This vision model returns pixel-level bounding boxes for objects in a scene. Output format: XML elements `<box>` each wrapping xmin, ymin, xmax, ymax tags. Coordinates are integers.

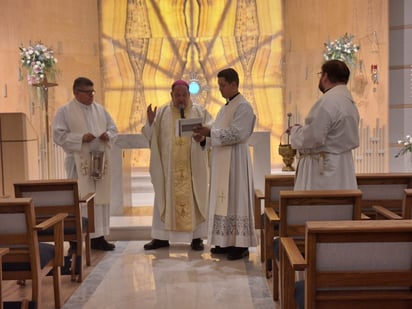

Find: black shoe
<box><xmin>68</xmin><ymin>241</ymin><xmax>77</xmax><ymax>255</ymax></box>
<box><xmin>227</xmin><ymin>247</ymin><xmax>249</xmax><ymax>260</ymax></box>
<box><xmin>144</xmin><ymin>239</ymin><xmax>170</xmax><ymax>250</ymax></box>
<box><xmin>210</xmin><ymin>246</ymin><xmax>233</xmax><ymax>254</ymax></box>
<box><xmin>91</xmin><ymin>236</ymin><xmax>115</xmax><ymax>251</ymax></box>
<box><xmin>190</xmin><ymin>238</ymin><xmax>204</xmax><ymax>251</ymax></box>
<box><xmin>60</xmin><ymin>255</ymin><xmax>81</xmax><ymax>276</ymax></box>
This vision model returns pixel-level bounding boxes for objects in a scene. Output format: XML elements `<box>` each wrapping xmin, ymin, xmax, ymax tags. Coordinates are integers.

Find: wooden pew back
<box><xmin>270</xmin><ymin>189</ymin><xmax>362</xmax><ymax>302</ymax></box>
<box><xmin>278</xmin><ymin>189</ymin><xmax>363</xmax><ymax>262</ymax></box>
<box><xmin>256</xmin><ymin>174</ymin><xmax>294</xmax><ymax>290</ymax></box>
<box><xmin>258</xmin><ymin>173</ymin><xmax>412</xmax><ymax>221</ymax></box>
<box><xmin>279</xmin><ymin>190</ymin><xmax>363</xmax><ymax>240</ymax></box>
<box><xmin>0</xmin><ymin>198</ymin><xmax>65</xmax><ymax>308</ymax></box>
<box><xmin>303</xmin><ymin>220</ymin><xmax>412</xmax><ymax>309</ymax></box>
<box><xmin>255</xmin><ymin>174</ymin><xmax>294</xmax><ymax>230</ymax></box>
<box><xmin>14</xmin><ymin>179</ymin><xmax>95</xmax><ymax>282</ymax></box>
<box><xmin>356</xmin><ymin>173</ymin><xmax>412</xmax><ymax>217</ymax></box>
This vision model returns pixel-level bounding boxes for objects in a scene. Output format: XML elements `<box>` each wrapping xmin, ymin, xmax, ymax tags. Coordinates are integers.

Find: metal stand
<box><xmin>33</xmin><ymin>77</ymin><xmax>58</xmax><ymax>179</ymax></box>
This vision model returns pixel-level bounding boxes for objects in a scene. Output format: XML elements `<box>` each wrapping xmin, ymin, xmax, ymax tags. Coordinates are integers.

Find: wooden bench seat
<box><xmin>281</xmin><ymin>220</ymin><xmax>412</xmax><ymax>309</ymax></box>
<box><xmin>257</xmin><ymin>172</ymin><xmax>412</xmax><ymax>301</ymax></box>
<box><xmin>266</xmin><ymin>189</ymin><xmax>362</xmax><ymax>301</ymax></box>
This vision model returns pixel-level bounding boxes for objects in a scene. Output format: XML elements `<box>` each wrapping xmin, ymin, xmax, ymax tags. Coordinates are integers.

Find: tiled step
<box><xmin>110</xmin><ymin>171</ymin><xmax>153</xmax><ymax>240</ymax></box>
<box><xmin>109</xmin><ymin>225</ymin><xmax>151</xmax><ymax>241</ymax></box>
<box><xmin>109</xmin><ymin>215</ymin><xmax>152</xmax><ymax>241</ymax></box>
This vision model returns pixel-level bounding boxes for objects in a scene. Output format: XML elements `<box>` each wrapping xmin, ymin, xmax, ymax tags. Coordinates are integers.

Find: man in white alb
<box><xmin>194</xmin><ymin>68</ymin><xmax>257</xmax><ymax>260</ymax></box>
<box><xmin>289</xmin><ymin>59</ymin><xmax>360</xmax><ymax>190</ymax></box>
<box><xmin>53</xmin><ymin>77</ymin><xmax>118</xmax><ymax>251</ymax></box>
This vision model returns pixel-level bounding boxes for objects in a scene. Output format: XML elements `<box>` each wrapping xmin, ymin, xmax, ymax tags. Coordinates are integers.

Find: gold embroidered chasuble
<box><xmin>171</xmin><ymin>111</ymin><xmax>194</xmax><ymax>231</ymax></box>
<box><xmin>144</xmin><ymin>101</ymin><xmax>210</xmax><ymax>232</ymax></box>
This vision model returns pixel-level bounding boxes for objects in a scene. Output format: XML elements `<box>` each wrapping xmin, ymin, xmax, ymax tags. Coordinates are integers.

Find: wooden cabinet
<box><xmin>0</xmin><ymin>113</ymin><xmax>39</xmax><ymax>197</ymax></box>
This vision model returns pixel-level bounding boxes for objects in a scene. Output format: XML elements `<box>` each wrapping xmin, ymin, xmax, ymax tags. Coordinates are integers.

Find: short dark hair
<box><xmin>217</xmin><ymin>68</ymin><xmax>239</xmax><ymax>86</ymax></box>
<box><xmin>321</xmin><ymin>60</ymin><xmax>350</xmax><ymax>84</ymax></box>
<box><xmin>73</xmin><ymin>77</ymin><xmax>94</xmax><ymax>92</ymax></box>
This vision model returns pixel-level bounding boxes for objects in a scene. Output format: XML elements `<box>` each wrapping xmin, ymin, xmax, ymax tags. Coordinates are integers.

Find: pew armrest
<box><xmin>372</xmin><ymin>205</ymin><xmax>402</xmax><ymax>220</ymax></box>
<box><xmin>254</xmin><ymin>189</ymin><xmax>265</xmax><ymax>229</ymax></box>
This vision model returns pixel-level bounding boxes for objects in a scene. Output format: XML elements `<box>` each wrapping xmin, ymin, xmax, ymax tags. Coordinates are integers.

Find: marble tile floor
<box><xmin>63</xmin><ymin>240</ymin><xmax>277</xmax><ymax>309</ymax></box>
<box><xmin>64</xmin><ymin>176</ymin><xmax>277</xmax><ymax>308</ymax></box>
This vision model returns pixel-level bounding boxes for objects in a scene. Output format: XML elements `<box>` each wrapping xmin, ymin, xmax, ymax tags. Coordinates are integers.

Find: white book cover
<box><xmin>176</xmin><ymin>118</ymin><xmax>203</xmax><ymax>137</ymax></box>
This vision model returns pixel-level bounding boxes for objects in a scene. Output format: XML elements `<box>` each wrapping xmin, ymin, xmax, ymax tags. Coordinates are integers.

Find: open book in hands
<box><xmin>176</xmin><ymin>118</ymin><xmax>203</xmax><ymax>137</ymax></box>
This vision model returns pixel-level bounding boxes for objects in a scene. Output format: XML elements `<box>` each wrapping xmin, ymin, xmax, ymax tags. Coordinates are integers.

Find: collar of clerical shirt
<box><xmin>225</xmin><ymin>92</ymin><xmax>240</xmax><ymax>105</ymax></box>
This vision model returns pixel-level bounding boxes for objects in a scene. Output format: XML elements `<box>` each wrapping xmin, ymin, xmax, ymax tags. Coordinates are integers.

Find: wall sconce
<box><xmin>371</xmin><ymin>64</ymin><xmax>379</xmax><ymax>84</ymax></box>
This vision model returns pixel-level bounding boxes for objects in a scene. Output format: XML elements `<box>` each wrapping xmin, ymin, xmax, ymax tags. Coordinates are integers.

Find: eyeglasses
<box><xmin>77</xmin><ymin>89</ymin><xmax>95</xmax><ymax>95</ymax></box>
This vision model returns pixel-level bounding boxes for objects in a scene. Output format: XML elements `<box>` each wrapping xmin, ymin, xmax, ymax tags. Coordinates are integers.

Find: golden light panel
<box><xmin>100</xmin><ymin>0</ymin><xmax>283</xmax><ymax>169</ymax></box>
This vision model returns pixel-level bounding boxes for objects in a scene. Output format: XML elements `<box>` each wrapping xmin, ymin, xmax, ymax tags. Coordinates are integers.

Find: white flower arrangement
<box><xmin>323</xmin><ymin>33</ymin><xmax>360</xmax><ymax>66</ymax></box>
<box><xmin>19</xmin><ymin>42</ymin><xmax>57</xmax><ymax>85</ymax></box>
<box><xmin>395</xmin><ymin>135</ymin><xmax>412</xmax><ymax>158</ymax></box>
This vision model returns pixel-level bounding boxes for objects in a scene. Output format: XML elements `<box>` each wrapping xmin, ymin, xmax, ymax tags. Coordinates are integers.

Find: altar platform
<box><xmin>108</xmin><ymin>132</ymin><xmax>276</xmax><ymax>241</ymax></box>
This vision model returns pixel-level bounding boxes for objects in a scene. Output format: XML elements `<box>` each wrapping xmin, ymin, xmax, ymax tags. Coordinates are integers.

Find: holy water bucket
<box><xmin>278</xmin><ymin>143</ymin><xmax>297</xmax><ymax>171</ymax></box>
<box><xmin>278</xmin><ymin>131</ymin><xmax>296</xmax><ymax>171</ymax></box>
<box><xmin>90</xmin><ymin>151</ymin><xmax>105</xmax><ymax>180</ymax></box>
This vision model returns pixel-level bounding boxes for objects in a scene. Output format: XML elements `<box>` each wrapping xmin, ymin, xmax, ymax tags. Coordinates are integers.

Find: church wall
<box><xmin>0</xmin><ymin>0</ymin><xmax>393</xmax><ymax>174</ymax></box>
<box><xmin>283</xmin><ymin>0</ymin><xmax>389</xmax><ymax>172</ymax></box>
<box><xmin>0</xmin><ymin>0</ymin><xmax>102</xmax><ymax>177</ymax></box>
<box><xmin>389</xmin><ymin>0</ymin><xmax>412</xmax><ymax>172</ymax></box>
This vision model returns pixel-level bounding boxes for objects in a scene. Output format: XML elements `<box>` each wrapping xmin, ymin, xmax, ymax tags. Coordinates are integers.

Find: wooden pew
<box><xmin>0</xmin><ymin>247</ymin><xmax>9</xmax><ymax>309</ymax></box>
<box><xmin>257</xmin><ymin>173</ymin><xmax>412</xmax><ymax>230</ymax></box>
<box><xmin>373</xmin><ymin>188</ymin><xmax>412</xmax><ymax>219</ymax></box>
<box><xmin>0</xmin><ymin>198</ymin><xmax>66</xmax><ymax>308</ymax></box>
<box><xmin>257</xmin><ymin>172</ymin><xmax>412</xmax><ymax>297</ymax></box>
<box><xmin>254</xmin><ymin>175</ymin><xmax>295</xmax><ymax>231</ymax></box>
<box><xmin>254</xmin><ymin>174</ymin><xmax>294</xmax><ymax>283</ymax></box>
<box><xmin>281</xmin><ymin>220</ymin><xmax>412</xmax><ymax>309</ymax></box>
<box><xmin>14</xmin><ymin>179</ymin><xmax>96</xmax><ymax>282</ymax></box>
<box><xmin>356</xmin><ymin>173</ymin><xmax>412</xmax><ymax>217</ymax></box>
<box><xmin>265</xmin><ymin>189</ymin><xmax>362</xmax><ymax>301</ymax></box>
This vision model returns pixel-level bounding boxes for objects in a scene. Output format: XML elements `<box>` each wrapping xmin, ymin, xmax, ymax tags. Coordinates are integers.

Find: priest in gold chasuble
<box><xmin>142</xmin><ymin>80</ymin><xmax>213</xmax><ymax>251</ymax></box>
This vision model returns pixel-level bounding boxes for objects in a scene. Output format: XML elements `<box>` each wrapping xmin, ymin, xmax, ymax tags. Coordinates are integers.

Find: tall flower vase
<box><xmin>33</xmin><ymin>76</ymin><xmax>58</xmax><ymax>179</ymax></box>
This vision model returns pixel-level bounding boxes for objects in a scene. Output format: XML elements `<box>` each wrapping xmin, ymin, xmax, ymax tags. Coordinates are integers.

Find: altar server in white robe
<box><xmin>290</xmin><ymin>60</ymin><xmax>360</xmax><ymax>190</ymax></box>
<box><xmin>53</xmin><ymin>77</ymin><xmax>118</xmax><ymax>251</ymax></box>
<box><xmin>194</xmin><ymin>68</ymin><xmax>257</xmax><ymax>260</ymax></box>
<box><xmin>142</xmin><ymin>79</ymin><xmax>213</xmax><ymax>251</ymax></box>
